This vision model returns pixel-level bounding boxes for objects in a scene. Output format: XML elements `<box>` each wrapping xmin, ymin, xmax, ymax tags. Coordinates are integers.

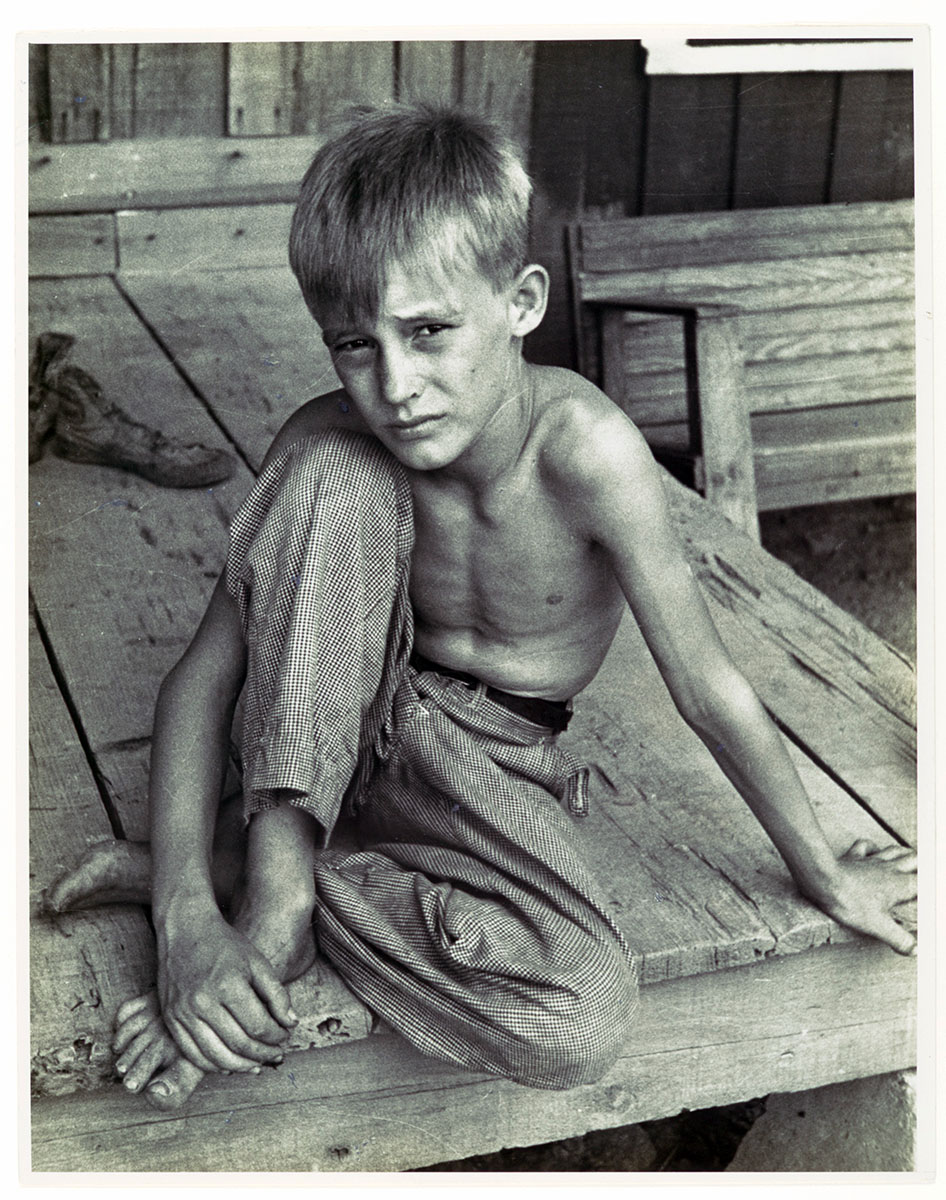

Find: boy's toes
<box><xmin>145</xmin><ymin>1057</ymin><xmax>206</xmax><ymax>1112</ymax></box>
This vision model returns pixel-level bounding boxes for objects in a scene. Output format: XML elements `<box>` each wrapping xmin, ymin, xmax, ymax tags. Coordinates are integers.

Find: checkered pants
<box><xmin>225</xmin><ymin>431</ymin><xmax>639</xmax><ymax>1089</ymax></box>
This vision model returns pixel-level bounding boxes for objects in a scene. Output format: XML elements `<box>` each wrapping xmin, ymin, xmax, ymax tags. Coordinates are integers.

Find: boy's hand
<box><xmin>800</xmin><ymin>838</ymin><xmax>917</xmax><ymax>956</ymax></box>
<box><xmin>158</xmin><ymin>913</ymin><xmax>296</xmax><ymax>1074</ymax></box>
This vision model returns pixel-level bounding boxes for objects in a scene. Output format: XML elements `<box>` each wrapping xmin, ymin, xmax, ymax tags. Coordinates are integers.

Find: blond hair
<box><xmin>288</xmin><ymin>103</ymin><xmax>532</xmax><ymax>323</ymax></box>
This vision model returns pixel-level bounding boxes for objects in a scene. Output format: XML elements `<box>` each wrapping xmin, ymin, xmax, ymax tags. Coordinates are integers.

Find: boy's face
<box><xmin>319</xmin><ymin>254</ymin><xmax>533</xmax><ymax>473</ymax></box>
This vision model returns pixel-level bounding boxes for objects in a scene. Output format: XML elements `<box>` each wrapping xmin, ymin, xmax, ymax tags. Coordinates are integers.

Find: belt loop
<box><xmin>566</xmin><ymin>766</ymin><xmax>590</xmax><ymax>818</ymax></box>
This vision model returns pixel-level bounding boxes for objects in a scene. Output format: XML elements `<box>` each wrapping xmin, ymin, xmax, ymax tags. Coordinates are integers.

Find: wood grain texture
<box><xmin>30</xmin><ymin>940</ymin><xmax>915</xmax><ymax>1172</ymax></box>
<box><xmin>119</xmin><ymin>267</ymin><xmax>338</xmax><ymax>468</ymax></box>
<box><xmin>666</xmin><ymin>474</ymin><xmax>915</xmax><ymax>843</ymax></box>
<box><xmin>459</xmin><ymin>41</ymin><xmax>535</xmax><ymax>150</ymax></box>
<box><xmin>397</xmin><ymin>41</ymin><xmax>459</xmax><ymax>105</ymax></box>
<box><xmin>227</xmin><ymin>42</ymin><xmax>296</xmax><ymax>137</ymax></box>
<box><xmin>46</xmin><ymin>44</ymin><xmax>110</xmax><ymax>143</ymax></box>
<box><xmin>28</xmin><ymin>135</ymin><xmax>320</xmax><ymax>215</ymax></box>
<box><xmin>29</xmin><ymin>614</ymin><xmax>155</xmax><ymax>1096</ymax></box>
<box><xmin>692</xmin><ymin>312</ymin><xmax>760</xmax><ymax>537</ymax></box>
<box><xmin>578</xmin><ymin>199</ymin><xmax>915</xmax><ymax>273</ymax></box>
<box><xmin>294</xmin><ymin>41</ymin><xmax>395</xmax><ymax>133</ymax></box>
<box><xmin>29</xmin><ymin>214</ymin><xmax>117</xmax><ymax>277</ymax></box>
<box><xmin>129</xmin><ymin>44</ymin><xmax>227</xmax><ymax>139</ymax></box>
<box><xmin>28</xmin><ymin>276</ymin><xmax>254</xmax><ymax>836</ymax></box>
<box><xmin>116</xmin><ymin>204</ymin><xmax>293</xmax><ymax>273</ymax></box>
<box><xmin>577</xmin><ymin>249</ymin><xmax>915</xmax><ymax>310</ymax></box>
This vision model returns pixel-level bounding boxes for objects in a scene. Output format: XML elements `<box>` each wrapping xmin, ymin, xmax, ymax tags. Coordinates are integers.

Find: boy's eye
<box><xmin>333</xmin><ymin>338</ymin><xmax>372</xmax><ymax>355</ymax></box>
<box><xmin>413</xmin><ymin>324</ymin><xmax>450</xmax><ymax>341</ymax></box>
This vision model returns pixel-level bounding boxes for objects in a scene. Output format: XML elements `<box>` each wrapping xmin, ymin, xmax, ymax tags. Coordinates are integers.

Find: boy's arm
<box><xmin>148</xmin><ymin>576</ymin><xmax>295</xmax><ymax>1072</ymax></box>
<box><xmin>560</xmin><ymin>403</ymin><xmax>916</xmax><ymax>955</ymax></box>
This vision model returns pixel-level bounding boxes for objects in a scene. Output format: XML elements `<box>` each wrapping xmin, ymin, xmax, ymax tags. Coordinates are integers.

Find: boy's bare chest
<box><xmin>407</xmin><ymin>473</ymin><xmax>615</xmax><ymax>638</ymax></box>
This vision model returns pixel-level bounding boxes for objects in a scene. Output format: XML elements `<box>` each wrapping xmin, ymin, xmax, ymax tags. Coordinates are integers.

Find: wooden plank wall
<box><xmin>29</xmin><ymin>41</ymin><xmax>535</xmax><ymax>152</ymax></box>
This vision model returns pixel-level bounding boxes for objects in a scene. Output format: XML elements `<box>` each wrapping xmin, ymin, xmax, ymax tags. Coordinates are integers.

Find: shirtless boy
<box><xmin>48</xmin><ymin>104</ymin><xmax>917</xmax><ymax>1113</ymax></box>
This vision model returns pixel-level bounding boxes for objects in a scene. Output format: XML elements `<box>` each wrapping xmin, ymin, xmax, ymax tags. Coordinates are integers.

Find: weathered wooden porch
<box><xmin>28</xmin><ymin>231</ymin><xmax>917</xmax><ymax>1171</ymax></box>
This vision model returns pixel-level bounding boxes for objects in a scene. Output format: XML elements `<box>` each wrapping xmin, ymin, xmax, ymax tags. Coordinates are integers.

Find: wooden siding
<box><xmin>28</xmin><ymin>40</ymin><xmax>535</xmax><ymax>151</ymax></box>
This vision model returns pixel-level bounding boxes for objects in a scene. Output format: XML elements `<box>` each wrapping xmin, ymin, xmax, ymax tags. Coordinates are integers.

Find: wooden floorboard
<box><xmin>30</xmin><ymin>941</ymin><xmax>915</xmax><ymax>1173</ymax></box>
<box><xmin>29</xmin><ymin>612</ymin><xmax>155</xmax><ymax>1096</ymax></box>
<box><xmin>29</xmin><ymin>275</ymin><xmax>255</xmax><ymax>838</ymax></box>
<box><xmin>119</xmin><ymin>267</ymin><xmax>337</xmax><ymax>470</ymax></box>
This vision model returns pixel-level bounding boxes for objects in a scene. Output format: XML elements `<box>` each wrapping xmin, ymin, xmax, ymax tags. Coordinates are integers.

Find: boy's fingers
<box><xmin>251</xmin><ymin>963</ymin><xmax>297</xmax><ymax>1029</ymax></box>
<box><xmin>173</xmin><ymin>1005</ymin><xmax>279</xmax><ymax>1071</ymax></box>
<box><xmin>845</xmin><ymin>838</ymin><xmax>880</xmax><ymax>860</ymax></box>
<box><xmin>871</xmin><ymin>845</ymin><xmax>916</xmax><ymax>866</ymax></box>
<box><xmin>164</xmin><ymin>1018</ymin><xmax>219</xmax><ymax>1074</ymax></box>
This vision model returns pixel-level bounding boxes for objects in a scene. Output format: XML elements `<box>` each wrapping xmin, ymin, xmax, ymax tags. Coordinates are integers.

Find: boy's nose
<box><xmin>377</xmin><ymin>347</ymin><xmax>420</xmax><ymax>405</ymax></box>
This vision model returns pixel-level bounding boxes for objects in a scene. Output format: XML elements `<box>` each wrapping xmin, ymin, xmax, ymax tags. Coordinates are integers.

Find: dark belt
<box><xmin>409</xmin><ymin>650</ymin><xmax>573</xmax><ymax>733</ymax></box>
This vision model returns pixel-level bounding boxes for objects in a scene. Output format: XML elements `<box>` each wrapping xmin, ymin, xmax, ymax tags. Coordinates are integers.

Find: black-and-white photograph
<box><xmin>23</xmin><ymin>25</ymin><xmax>928</xmax><ymax>1179</ymax></box>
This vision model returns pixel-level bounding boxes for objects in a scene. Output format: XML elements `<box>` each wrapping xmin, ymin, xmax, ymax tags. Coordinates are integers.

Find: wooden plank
<box><xmin>831</xmin><ymin>72</ymin><xmax>915</xmax><ymax>203</ymax></box>
<box><xmin>107</xmin><ymin>45</ymin><xmax>135</xmax><ymax>140</ymax></box>
<box><xmin>28</xmin><ymin>276</ymin><xmax>254</xmax><ymax>837</ymax></box>
<box><xmin>459</xmin><ymin>41</ymin><xmax>535</xmax><ymax>151</ymax></box>
<box><xmin>577</xmin><ymin>248</ymin><xmax>915</xmax><ymax>311</ymax></box>
<box><xmin>641</xmin><ymin>73</ymin><xmax>737</xmax><ymax>214</ymax></box>
<box><xmin>608</xmin><ymin>301</ymin><xmax>915</xmax><ymax>378</ymax></box>
<box><xmin>119</xmin><ymin>267</ymin><xmax>338</xmax><ymax>469</ymax></box>
<box><xmin>578</xmin><ymin>199</ymin><xmax>915</xmax><ymax>273</ymax></box>
<box><xmin>29</xmin><ymin>612</ymin><xmax>155</xmax><ymax>1096</ymax></box>
<box><xmin>757</xmin><ymin>471</ymin><xmax>917</xmax><ymax>512</ymax></box>
<box><xmin>116</xmin><ymin>204</ymin><xmax>293</xmax><ymax>273</ymax></box>
<box><xmin>46</xmin><ymin>44</ymin><xmax>110</xmax><ymax>143</ymax></box>
<box><xmin>227</xmin><ymin>42</ymin><xmax>296</xmax><ymax>137</ymax></box>
<box><xmin>666</xmin><ymin>475</ymin><xmax>916</xmax><ymax>842</ymax></box>
<box><xmin>565</xmin><ymin>615</ymin><xmax>907</xmax><ymax>979</ymax></box>
<box><xmin>621</xmin><ymin>369</ymin><xmax>917</xmax><ymax>430</ymax></box>
<box><xmin>398</xmin><ymin>40</ymin><xmax>459</xmax><ymax>105</ymax></box>
<box><xmin>131</xmin><ymin>43</ymin><xmax>227</xmax><ymax>139</ymax></box>
<box><xmin>732</xmin><ymin>73</ymin><xmax>837</xmax><ymax>209</ymax></box>
<box><xmin>753</xmin><ymin>435</ymin><xmax>915</xmax><ymax>490</ymax></box>
<box><xmin>28</xmin><ymin>43</ymin><xmax>51</xmax><ymax>142</ymax></box>
<box><xmin>693</xmin><ymin>312</ymin><xmax>760</xmax><ymax>538</ymax></box>
<box><xmin>294</xmin><ymin>41</ymin><xmax>395</xmax><ymax>134</ymax></box>
<box><xmin>29</xmin><ymin>214</ymin><xmax>117</xmax><ymax>277</ymax></box>
<box><xmin>28</xmin><ymin>135</ymin><xmax>321</xmax><ymax>215</ymax></box>
<box><xmin>30</xmin><ymin>940</ymin><xmax>915</xmax><ymax>1172</ymax></box>
<box><xmin>751</xmin><ymin>398</ymin><xmax>914</xmax><ymax>450</ymax></box>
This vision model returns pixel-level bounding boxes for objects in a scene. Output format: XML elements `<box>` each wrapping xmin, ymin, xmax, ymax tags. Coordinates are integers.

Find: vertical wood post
<box><xmin>691</xmin><ymin>310</ymin><xmax>760</xmax><ymax>540</ymax></box>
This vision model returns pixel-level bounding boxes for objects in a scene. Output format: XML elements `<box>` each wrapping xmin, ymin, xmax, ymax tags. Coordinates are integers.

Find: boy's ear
<box><xmin>508</xmin><ymin>265</ymin><xmax>549</xmax><ymax>337</ymax></box>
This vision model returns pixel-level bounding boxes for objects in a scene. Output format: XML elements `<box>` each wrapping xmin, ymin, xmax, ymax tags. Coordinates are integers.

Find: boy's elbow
<box><xmin>675</xmin><ymin>662</ymin><xmax>761</xmax><ymax>739</ymax></box>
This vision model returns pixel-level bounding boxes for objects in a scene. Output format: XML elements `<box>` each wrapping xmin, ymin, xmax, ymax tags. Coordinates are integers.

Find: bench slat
<box><xmin>579</xmin><ymin>199</ymin><xmax>915</xmax><ymax>272</ymax></box>
<box><xmin>578</xmin><ymin>248</ymin><xmax>914</xmax><ymax>310</ymax></box>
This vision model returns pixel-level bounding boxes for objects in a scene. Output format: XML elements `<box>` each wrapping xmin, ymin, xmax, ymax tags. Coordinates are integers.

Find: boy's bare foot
<box><xmin>43</xmin><ymin>840</ymin><xmax>152</xmax><ymax>913</ymax></box>
<box><xmin>112</xmin><ymin>993</ymin><xmax>205</xmax><ymax>1107</ymax></box>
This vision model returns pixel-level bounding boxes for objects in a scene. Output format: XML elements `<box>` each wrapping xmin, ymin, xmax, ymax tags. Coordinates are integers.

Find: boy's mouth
<box><xmin>388</xmin><ymin>414</ymin><xmax>445</xmax><ymax>435</ymax></box>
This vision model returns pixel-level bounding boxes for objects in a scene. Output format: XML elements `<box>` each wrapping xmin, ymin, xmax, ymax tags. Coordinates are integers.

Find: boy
<box><xmin>48</xmin><ymin>104</ymin><xmax>917</xmax><ymax>1113</ymax></box>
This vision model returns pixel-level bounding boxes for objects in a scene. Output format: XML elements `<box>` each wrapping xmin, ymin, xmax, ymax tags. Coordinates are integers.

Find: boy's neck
<box><xmin>430</xmin><ymin>354</ymin><xmax>536</xmax><ymax>491</ymax></box>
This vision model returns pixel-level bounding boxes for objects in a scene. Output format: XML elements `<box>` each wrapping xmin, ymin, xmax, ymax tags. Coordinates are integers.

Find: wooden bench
<box><xmin>27</xmin><ymin>207</ymin><xmax>916</xmax><ymax>1172</ymax></box>
<box><xmin>568</xmin><ymin>199</ymin><xmax>916</xmax><ymax>539</ymax></box>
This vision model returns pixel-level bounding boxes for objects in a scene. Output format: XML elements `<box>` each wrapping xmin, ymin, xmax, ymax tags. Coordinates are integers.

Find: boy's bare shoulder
<box><xmin>531</xmin><ymin>365</ymin><xmax>652</xmax><ymax>488</ymax></box>
<box><xmin>262</xmin><ymin>389</ymin><xmax>371</xmax><ymax>468</ymax></box>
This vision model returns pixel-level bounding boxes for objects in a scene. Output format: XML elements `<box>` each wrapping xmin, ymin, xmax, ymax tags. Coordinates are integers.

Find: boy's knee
<box><xmin>506</xmin><ymin>941</ymin><xmax>638</xmax><ymax>1090</ymax></box>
